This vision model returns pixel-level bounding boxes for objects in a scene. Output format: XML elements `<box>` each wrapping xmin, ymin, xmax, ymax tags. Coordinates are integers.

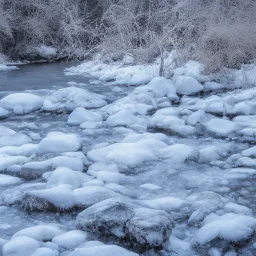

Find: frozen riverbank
<box><xmin>0</xmin><ymin>60</ymin><xmax>256</xmax><ymax>256</ymax></box>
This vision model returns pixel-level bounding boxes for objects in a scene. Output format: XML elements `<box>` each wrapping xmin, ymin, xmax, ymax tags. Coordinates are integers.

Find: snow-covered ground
<box><xmin>0</xmin><ymin>58</ymin><xmax>256</xmax><ymax>256</ymax></box>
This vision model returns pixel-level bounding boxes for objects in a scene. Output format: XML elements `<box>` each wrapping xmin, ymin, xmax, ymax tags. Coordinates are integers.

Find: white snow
<box><xmin>42</xmin><ymin>87</ymin><xmax>106</xmax><ymax>112</ymax></box>
<box><xmin>194</xmin><ymin>213</ymin><xmax>256</xmax><ymax>245</ymax></box>
<box><xmin>36</xmin><ymin>45</ymin><xmax>57</xmax><ymax>58</ymax></box>
<box><xmin>175</xmin><ymin>76</ymin><xmax>203</xmax><ymax>95</ymax></box>
<box><xmin>139</xmin><ymin>77</ymin><xmax>178</xmax><ymax>101</ymax></box>
<box><xmin>22</xmin><ymin>156</ymin><xmax>84</xmax><ymax>173</ymax></box>
<box><xmin>26</xmin><ymin>184</ymin><xmax>75</xmax><ymax>210</ymax></box>
<box><xmin>141</xmin><ymin>197</ymin><xmax>189</xmax><ymax>212</ymax></box>
<box><xmin>36</xmin><ymin>132</ymin><xmax>81</xmax><ymax>155</ymax></box>
<box><xmin>0</xmin><ymin>174</ymin><xmax>22</xmax><ymax>186</ymax></box>
<box><xmin>3</xmin><ymin>236</ymin><xmax>40</xmax><ymax>256</ymax></box>
<box><xmin>46</xmin><ymin>167</ymin><xmax>81</xmax><ymax>189</ymax></box>
<box><xmin>65</xmin><ymin>58</ymin><xmax>158</xmax><ymax>86</ymax></box>
<box><xmin>206</xmin><ymin>119</ymin><xmax>236</xmax><ymax>137</ymax></box>
<box><xmin>0</xmin><ymin>133</ymin><xmax>32</xmax><ymax>147</ymax></box>
<box><xmin>74</xmin><ymin>186</ymin><xmax>120</xmax><ymax>208</ymax></box>
<box><xmin>0</xmin><ymin>93</ymin><xmax>43</xmax><ymax>114</ymax></box>
<box><xmin>69</xmin><ymin>244</ymin><xmax>139</xmax><ymax>256</ymax></box>
<box><xmin>0</xmin><ymin>125</ymin><xmax>16</xmax><ymax>136</ymax></box>
<box><xmin>52</xmin><ymin>230</ymin><xmax>87</xmax><ymax>249</ymax></box>
<box><xmin>87</xmin><ymin>136</ymin><xmax>167</xmax><ymax>168</ymax></box>
<box><xmin>68</xmin><ymin>107</ymin><xmax>102</xmax><ymax>125</ymax></box>
<box><xmin>0</xmin><ymin>107</ymin><xmax>9</xmax><ymax>119</ymax></box>
<box><xmin>12</xmin><ymin>225</ymin><xmax>64</xmax><ymax>241</ymax></box>
<box><xmin>160</xmin><ymin>144</ymin><xmax>199</xmax><ymax>163</ymax></box>
<box><xmin>0</xmin><ymin>64</ymin><xmax>18</xmax><ymax>71</ymax></box>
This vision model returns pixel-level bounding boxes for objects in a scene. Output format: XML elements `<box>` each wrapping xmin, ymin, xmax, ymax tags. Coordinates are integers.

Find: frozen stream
<box><xmin>0</xmin><ymin>62</ymin><xmax>256</xmax><ymax>256</ymax></box>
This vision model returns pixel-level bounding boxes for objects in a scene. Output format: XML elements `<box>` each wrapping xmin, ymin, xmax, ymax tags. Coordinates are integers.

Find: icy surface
<box><xmin>1</xmin><ymin>61</ymin><xmax>256</xmax><ymax>256</ymax></box>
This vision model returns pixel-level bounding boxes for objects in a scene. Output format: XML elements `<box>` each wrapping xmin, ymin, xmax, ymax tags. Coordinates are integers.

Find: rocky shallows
<box><xmin>0</xmin><ymin>61</ymin><xmax>256</xmax><ymax>256</ymax></box>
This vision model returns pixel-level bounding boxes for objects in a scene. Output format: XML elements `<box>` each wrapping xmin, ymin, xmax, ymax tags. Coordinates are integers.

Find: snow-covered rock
<box><xmin>105</xmin><ymin>110</ymin><xmax>139</xmax><ymax>127</ymax></box>
<box><xmin>46</xmin><ymin>167</ymin><xmax>81</xmax><ymax>189</ymax></box>
<box><xmin>206</xmin><ymin>119</ymin><xmax>236</xmax><ymax>137</ymax></box>
<box><xmin>188</xmin><ymin>191</ymin><xmax>225</xmax><ymax>224</ymax></box>
<box><xmin>175</xmin><ymin>76</ymin><xmax>203</xmax><ymax>95</ymax></box>
<box><xmin>126</xmin><ymin>207</ymin><xmax>173</xmax><ymax>248</ymax></box>
<box><xmin>12</xmin><ymin>225</ymin><xmax>64</xmax><ymax>241</ymax></box>
<box><xmin>0</xmin><ymin>93</ymin><xmax>43</xmax><ymax>114</ymax></box>
<box><xmin>36</xmin><ymin>132</ymin><xmax>81</xmax><ymax>155</ymax></box>
<box><xmin>87</xmin><ymin>137</ymin><xmax>167</xmax><ymax>168</ymax></box>
<box><xmin>0</xmin><ymin>133</ymin><xmax>32</xmax><ymax>147</ymax></box>
<box><xmin>22</xmin><ymin>184</ymin><xmax>75</xmax><ymax>211</ymax></box>
<box><xmin>141</xmin><ymin>197</ymin><xmax>189</xmax><ymax>213</ymax></box>
<box><xmin>52</xmin><ymin>230</ymin><xmax>87</xmax><ymax>249</ymax></box>
<box><xmin>199</xmin><ymin>146</ymin><xmax>221</xmax><ymax>163</ymax></box>
<box><xmin>69</xmin><ymin>244</ymin><xmax>138</xmax><ymax>256</ymax></box>
<box><xmin>42</xmin><ymin>87</ymin><xmax>106</xmax><ymax>112</ymax></box>
<box><xmin>0</xmin><ymin>107</ymin><xmax>9</xmax><ymax>119</ymax></box>
<box><xmin>3</xmin><ymin>236</ymin><xmax>40</xmax><ymax>256</ymax></box>
<box><xmin>76</xmin><ymin>198</ymin><xmax>134</xmax><ymax>238</ymax></box>
<box><xmin>74</xmin><ymin>186</ymin><xmax>120</xmax><ymax>208</ymax></box>
<box><xmin>30</xmin><ymin>248</ymin><xmax>58</xmax><ymax>256</ymax></box>
<box><xmin>160</xmin><ymin>144</ymin><xmax>199</xmax><ymax>163</ymax></box>
<box><xmin>68</xmin><ymin>107</ymin><xmax>102</xmax><ymax>125</ymax></box>
<box><xmin>194</xmin><ymin>213</ymin><xmax>256</xmax><ymax>245</ymax></box>
<box><xmin>19</xmin><ymin>156</ymin><xmax>84</xmax><ymax>179</ymax></box>
<box><xmin>0</xmin><ymin>125</ymin><xmax>16</xmax><ymax>136</ymax></box>
<box><xmin>0</xmin><ymin>174</ymin><xmax>22</xmax><ymax>186</ymax></box>
<box><xmin>139</xmin><ymin>77</ymin><xmax>178</xmax><ymax>101</ymax></box>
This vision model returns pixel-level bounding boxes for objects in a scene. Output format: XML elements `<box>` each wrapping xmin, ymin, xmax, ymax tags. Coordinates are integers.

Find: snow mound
<box><xmin>31</xmin><ymin>247</ymin><xmax>58</xmax><ymax>256</ymax></box>
<box><xmin>194</xmin><ymin>213</ymin><xmax>256</xmax><ymax>245</ymax></box>
<box><xmin>206</xmin><ymin>119</ymin><xmax>236</xmax><ymax>137</ymax></box>
<box><xmin>0</xmin><ymin>107</ymin><xmax>9</xmax><ymax>119</ymax></box>
<box><xmin>0</xmin><ymin>125</ymin><xmax>16</xmax><ymax>136</ymax></box>
<box><xmin>36</xmin><ymin>132</ymin><xmax>81</xmax><ymax>155</ymax></box>
<box><xmin>12</xmin><ymin>225</ymin><xmax>64</xmax><ymax>241</ymax></box>
<box><xmin>141</xmin><ymin>197</ymin><xmax>189</xmax><ymax>213</ymax></box>
<box><xmin>69</xmin><ymin>244</ymin><xmax>138</xmax><ymax>256</ymax></box>
<box><xmin>175</xmin><ymin>76</ymin><xmax>203</xmax><ymax>95</ymax></box>
<box><xmin>160</xmin><ymin>144</ymin><xmax>199</xmax><ymax>163</ymax></box>
<box><xmin>87</xmin><ymin>134</ymin><xmax>167</xmax><ymax>167</ymax></box>
<box><xmin>68</xmin><ymin>107</ymin><xmax>102</xmax><ymax>125</ymax></box>
<box><xmin>0</xmin><ymin>174</ymin><xmax>22</xmax><ymax>186</ymax></box>
<box><xmin>74</xmin><ymin>186</ymin><xmax>120</xmax><ymax>208</ymax></box>
<box><xmin>19</xmin><ymin>156</ymin><xmax>84</xmax><ymax>179</ymax></box>
<box><xmin>139</xmin><ymin>77</ymin><xmax>178</xmax><ymax>101</ymax></box>
<box><xmin>106</xmin><ymin>110</ymin><xmax>138</xmax><ymax>127</ymax></box>
<box><xmin>150</xmin><ymin>115</ymin><xmax>196</xmax><ymax>136</ymax></box>
<box><xmin>3</xmin><ymin>236</ymin><xmax>40</xmax><ymax>256</ymax></box>
<box><xmin>52</xmin><ymin>230</ymin><xmax>87</xmax><ymax>249</ymax></box>
<box><xmin>0</xmin><ymin>144</ymin><xmax>37</xmax><ymax>157</ymax></box>
<box><xmin>22</xmin><ymin>184</ymin><xmax>75</xmax><ymax>211</ymax></box>
<box><xmin>65</xmin><ymin>60</ymin><xmax>157</xmax><ymax>86</ymax></box>
<box><xmin>42</xmin><ymin>87</ymin><xmax>106</xmax><ymax>112</ymax></box>
<box><xmin>0</xmin><ymin>93</ymin><xmax>43</xmax><ymax>114</ymax></box>
<box><xmin>46</xmin><ymin>167</ymin><xmax>81</xmax><ymax>189</ymax></box>
<box><xmin>0</xmin><ymin>133</ymin><xmax>32</xmax><ymax>147</ymax></box>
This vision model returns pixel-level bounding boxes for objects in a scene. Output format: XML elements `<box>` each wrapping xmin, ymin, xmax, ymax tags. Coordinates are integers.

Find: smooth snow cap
<box><xmin>68</xmin><ymin>107</ymin><xmax>102</xmax><ymax>125</ymax></box>
<box><xmin>0</xmin><ymin>93</ymin><xmax>43</xmax><ymax>114</ymax></box>
<box><xmin>175</xmin><ymin>76</ymin><xmax>203</xmax><ymax>95</ymax></box>
<box><xmin>36</xmin><ymin>132</ymin><xmax>81</xmax><ymax>155</ymax></box>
